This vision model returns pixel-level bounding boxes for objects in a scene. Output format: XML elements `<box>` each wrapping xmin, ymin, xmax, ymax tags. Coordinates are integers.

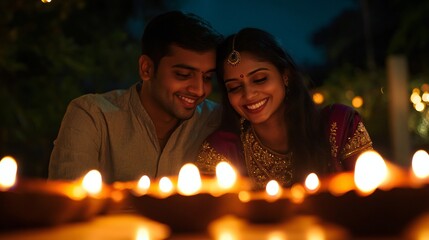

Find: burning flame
<box><xmin>216</xmin><ymin>161</ymin><xmax>237</xmax><ymax>189</ymax></box>
<box><xmin>266</xmin><ymin>180</ymin><xmax>282</xmax><ymax>198</ymax></box>
<box><xmin>238</xmin><ymin>191</ymin><xmax>251</xmax><ymax>202</ymax></box>
<box><xmin>177</xmin><ymin>163</ymin><xmax>202</xmax><ymax>196</ymax></box>
<box><xmin>267</xmin><ymin>231</ymin><xmax>287</xmax><ymax>240</ymax></box>
<box><xmin>0</xmin><ymin>156</ymin><xmax>18</xmax><ymax>190</ymax></box>
<box><xmin>354</xmin><ymin>150</ymin><xmax>387</xmax><ymax>194</ymax></box>
<box><xmin>135</xmin><ymin>175</ymin><xmax>151</xmax><ymax>195</ymax></box>
<box><xmin>82</xmin><ymin>170</ymin><xmax>103</xmax><ymax>196</ymax></box>
<box><xmin>328</xmin><ymin>172</ymin><xmax>355</xmax><ymax>196</ymax></box>
<box><xmin>412</xmin><ymin>150</ymin><xmax>429</xmax><ymax>179</ymax></box>
<box><xmin>159</xmin><ymin>177</ymin><xmax>173</xmax><ymax>195</ymax></box>
<box><xmin>290</xmin><ymin>183</ymin><xmax>305</xmax><ymax>204</ymax></box>
<box><xmin>135</xmin><ymin>227</ymin><xmax>151</xmax><ymax>240</ymax></box>
<box><xmin>306</xmin><ymin>226</ymin><xmax>325</xmax><ymax>240</ymax></box>
<box><xmin>218</xmin><ymin>231</ymin><xmax>235</xmax><ymax>240</ymax></box>
<box><xmin>304</xmin><ymin>173</ymin><xmax>320</xmax><ymax>193</ymax></box>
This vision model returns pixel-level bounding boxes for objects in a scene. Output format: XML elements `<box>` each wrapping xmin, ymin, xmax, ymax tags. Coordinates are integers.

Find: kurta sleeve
<box><xmin>324</xmin><ymin>104</ymin><xmax>373</xmax><ymax>171</ymax></box>
<box><xmin>48</xmin><ymin>97</ymin><xmax>102</xmax><ymax>180</ymax></box>
<box><xmin>196</xmin><ymin>130</ymin><xmax>244</xmax><ymax>176</ymax></box>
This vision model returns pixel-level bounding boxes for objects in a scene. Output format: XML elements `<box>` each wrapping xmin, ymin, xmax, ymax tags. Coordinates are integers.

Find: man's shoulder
<box><xmin>70</xmin><ymin>85</ymin><xmax>134</xmax><ymax>112</ymax></box>
<box><xmin>74</xmin><ymin>88</ymin><xmax>127</xmax><ymax>103</ymax></box>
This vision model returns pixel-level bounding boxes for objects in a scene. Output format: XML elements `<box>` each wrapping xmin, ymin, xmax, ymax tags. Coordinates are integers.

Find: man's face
<box><xmin>147</xmin><ymin>45</ymin><xmax>216</xmax><ymax>121</ymax></box>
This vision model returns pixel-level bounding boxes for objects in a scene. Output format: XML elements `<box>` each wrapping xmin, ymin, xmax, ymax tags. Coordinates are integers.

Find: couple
<box><xmin>49</xmin><ymin>11</ymin><xmax>373</xmax><ymax>189</ymax></box>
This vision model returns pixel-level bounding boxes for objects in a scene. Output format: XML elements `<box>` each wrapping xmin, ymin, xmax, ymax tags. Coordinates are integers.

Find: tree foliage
<box><xmin>0</xmin><ymin>0</ymin><xmax>153</xmax><ymax>177</ymax></box>
<box><xmin>312</xmin><ymin>0</ymin><xmax>429</xmax><ymax>73</ymax></box>
<box><xmin>311</xmin><ymin>0</ymin><xmax>429</xmax><ymax>156</ymax></box>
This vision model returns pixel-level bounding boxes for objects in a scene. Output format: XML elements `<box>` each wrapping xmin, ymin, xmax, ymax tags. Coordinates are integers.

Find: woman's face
<box><xmin>223</xmin><ymin>52</ymin><xmax>287</xmax><ymax>125</ymax></box>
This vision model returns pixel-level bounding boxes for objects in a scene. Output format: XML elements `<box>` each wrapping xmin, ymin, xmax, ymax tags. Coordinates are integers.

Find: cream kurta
<box><xmin>49</xmin><ymin>82</ymin><xmax>221</xmax><ymax>183</ymax></box>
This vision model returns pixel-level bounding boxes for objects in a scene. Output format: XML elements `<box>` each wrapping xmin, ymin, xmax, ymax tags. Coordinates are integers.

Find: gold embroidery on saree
<box><xmin>341</xmin><ymin>121</ymin><xmax>373</xmax><ymax>159</ymax></box>
<box><xmin>242</xmin><ymin>126</ymin><xmax>294</xmax><ymax>190</ymax></box>
<box><xmin>329</xmin><ymin>122</ymin><xmax>339</xmax><ymax>158</ymax></box>
<box><xmin>196</xmin><ymin>141</ymin><xmax>229</xmax><ymax>175</ymax></box>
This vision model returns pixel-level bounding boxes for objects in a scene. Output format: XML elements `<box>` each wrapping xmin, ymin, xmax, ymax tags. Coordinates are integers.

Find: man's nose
<box><xmin>187</xmin><ymin>77</ymin><xmax>205</xmax><ymax>97</ymax></box>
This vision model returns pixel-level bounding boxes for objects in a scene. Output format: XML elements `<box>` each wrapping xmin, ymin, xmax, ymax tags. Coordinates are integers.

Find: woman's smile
<box><xmin>244</xmin><ymin>98</ymin><xmax>268</xmax><ymax>112</ymax></box>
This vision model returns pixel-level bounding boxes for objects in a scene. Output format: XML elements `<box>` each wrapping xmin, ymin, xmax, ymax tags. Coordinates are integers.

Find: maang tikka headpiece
<box><xmin>227</xmin><ymin>34</ymin><xmax>241</xmax><ymax>66</ymax></box>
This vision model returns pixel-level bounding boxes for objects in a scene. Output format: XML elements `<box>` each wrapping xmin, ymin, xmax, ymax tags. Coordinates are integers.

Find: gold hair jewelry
<box><xmin>227</xmin><ymin>34</ymin><xmax>241</xmax><ymax>66</ymax></box>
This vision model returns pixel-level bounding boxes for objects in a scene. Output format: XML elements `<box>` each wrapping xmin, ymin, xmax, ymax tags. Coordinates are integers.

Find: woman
<box><xmin>196</xmin><ymin>28</ymin><xmax>373</xmax><ymax>190</ymax></box>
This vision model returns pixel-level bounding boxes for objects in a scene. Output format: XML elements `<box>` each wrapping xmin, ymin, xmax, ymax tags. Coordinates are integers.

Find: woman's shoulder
<box><xmin>197</xmin><ymin>130</ymin><xmax>244</xmax><ymax>175</ymax></box>
<box><xmin>321</xmin><ymin>103</ymin><xmax>356</xmax><ymax>117</ymax></box>
<box><xmin>321</xmin><ymin>103</ymin><xmax>372</xmax><ymax>171</ymax></box>
<box><xmin>320</xmin><ymin>103</ymin><xmax>362</xmax><ymax>127</ymax></box>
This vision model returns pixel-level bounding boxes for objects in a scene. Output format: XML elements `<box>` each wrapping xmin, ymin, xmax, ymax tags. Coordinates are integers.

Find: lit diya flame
<box><xmin>82</xmin><ymin>170</ymin><xmax>103</xmax><ymax>196</ymax></box>
<box><xmin>266</xmin><ymin>180</ymin><xmax>282</xmax><ymax>200</ymax></box>
<box><xmin>158</xmin><ymin>177</ymin><xmax>174</xmax><ymax>195</ymax></box>
<box><xmin>135</xmin><ymin>175</ymin><xmax>151</xmax><ymax>195</ymax></box>
<box><xmin>216</xmin><ymin>161</ymin><xmax>237</xmax><ymax>190</ymax></box>
<box><xmin>238</xmin><ymin>191</ymin><xmax>251</xmax><ymax>202</ymax></box>
<box><xmin>304</xmin><ymin>172</ymin><xmax>320</xmax><ymax>194</ymax></box>
<box><xmin>327</xmin><ymin>172</ymin><xmax>355</xmax><ymax>196</ymax></box>
<box><xmin>0</xmin><ymin>156</ymin><xmax>17</xmax><ymax>190</ymax></box>
<box><xmin>354</xmin><ymin>150</ymin><xmax>387</xmax><ymax>195</ymax></box>
<box><xmin>290</xmin><ymin>183</ymin><xmax>306</xmax><ymax>204</ymax></box>
<box><xmin>135</xmin><ymin>227</ymin><xmax>150</xmax><ymax>240</ymax></box>
<box><xmin>412</xmin><ymin>150</ymin><xmax>429</xmax><ymax>180</ymax></box>
<box><xmin>306</xmin><ymin>226</ymin><xmax>325</xmax><ymax>240</ymax></box>
<box><xmin>177</xmin><ymin>163</ymin><xmax>202</xmax><ymax>196</ymax></box>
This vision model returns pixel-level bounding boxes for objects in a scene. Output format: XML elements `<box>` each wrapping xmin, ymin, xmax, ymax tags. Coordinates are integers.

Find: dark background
<box><xmin>1</xmin><ymin>0</ymin><xmax>428</xmax><ymax>178</ymax></box>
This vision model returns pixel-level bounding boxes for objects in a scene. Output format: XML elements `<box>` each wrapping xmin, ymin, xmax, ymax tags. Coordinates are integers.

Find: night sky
<box><xmin>179</xmin><ymin>0</ymin><xmax>358</xmax><ymax>65</ymax></box>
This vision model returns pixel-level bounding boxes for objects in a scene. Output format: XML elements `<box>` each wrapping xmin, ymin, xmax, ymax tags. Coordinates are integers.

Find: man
<box><xmin>49</xmin><ymin>11</ymin><xmax>223</xmax><ymax>183</ymax></box>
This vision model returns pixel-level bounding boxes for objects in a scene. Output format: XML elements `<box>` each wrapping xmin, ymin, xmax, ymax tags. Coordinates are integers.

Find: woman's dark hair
<box><xmin>216</xmin><ymin>28</ymin><xmax>331</xmax><ymax>183</ymax></box>
<box><xmin>141</xmin><ymin>11</ymin><xmax>223</xmax><ymax>70</ymax></box>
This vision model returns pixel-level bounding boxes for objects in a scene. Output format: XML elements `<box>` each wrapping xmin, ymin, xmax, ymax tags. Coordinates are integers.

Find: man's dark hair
<box><xmin>141</xmin><ymin>11</ymin><xmax>223</xmax><ymax>69</ymax></box>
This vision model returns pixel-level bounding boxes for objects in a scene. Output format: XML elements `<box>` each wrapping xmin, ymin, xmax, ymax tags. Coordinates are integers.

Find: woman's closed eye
<box><xmin>253</xmin><ymin>77</ymin><xmax>267</xmax><ymax>84</ymax></box>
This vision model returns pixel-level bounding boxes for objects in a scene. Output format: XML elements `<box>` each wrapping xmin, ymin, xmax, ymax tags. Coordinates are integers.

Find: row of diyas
<box><xmin>300</xmin><ymin>150</ymin><xmax>429</xmax><ymax>236</ymax></box>
<box><xmin>125</xmin><ymin>163</ymin><xmax>248</xmax><ymax>233</ymax></box>
<box><xmin>0</xmin><ymin>156</ymin><xmax>118</xmax><ymax>228</ymax></box>
<box><xmin>0</xmin><ymin>158</ymin><xmax>246</xmax><ymax>232</ymax></box>
<box><xmin>119</xmin><ymin>162</ymin><xmax>298</xmax><ymax>232</ymax></box>
<box><xmin>122</xmin><ymin>150</ymin><xmax>429</xmax><ymax>235</ymax></box>
<box><xmin>1</xmin><ymin>149</ymin><xmax>429</xmax><ymax>236</ymax></box>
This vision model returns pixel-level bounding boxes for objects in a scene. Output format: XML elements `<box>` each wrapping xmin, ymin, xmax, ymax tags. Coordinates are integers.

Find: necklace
<box><xmin>241</xmin><ymin>120</ymin><xmax>294</xmax><ymax>190</ymax></box>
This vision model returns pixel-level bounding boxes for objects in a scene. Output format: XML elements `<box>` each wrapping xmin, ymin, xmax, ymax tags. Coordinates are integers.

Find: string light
<box><xmin>352</xmin><ymin>96</ymin><xmax>364</xmax><ymax>108</ymax></box>
<box><xmin>410</xmin><ymin>85</ymin><xmax>429</xmax><ymax>112</ymax></box>
<box><xmin>312</xmin><ymin>92</ymin><xmax>324</xmax><ymax>105</ymax></box>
